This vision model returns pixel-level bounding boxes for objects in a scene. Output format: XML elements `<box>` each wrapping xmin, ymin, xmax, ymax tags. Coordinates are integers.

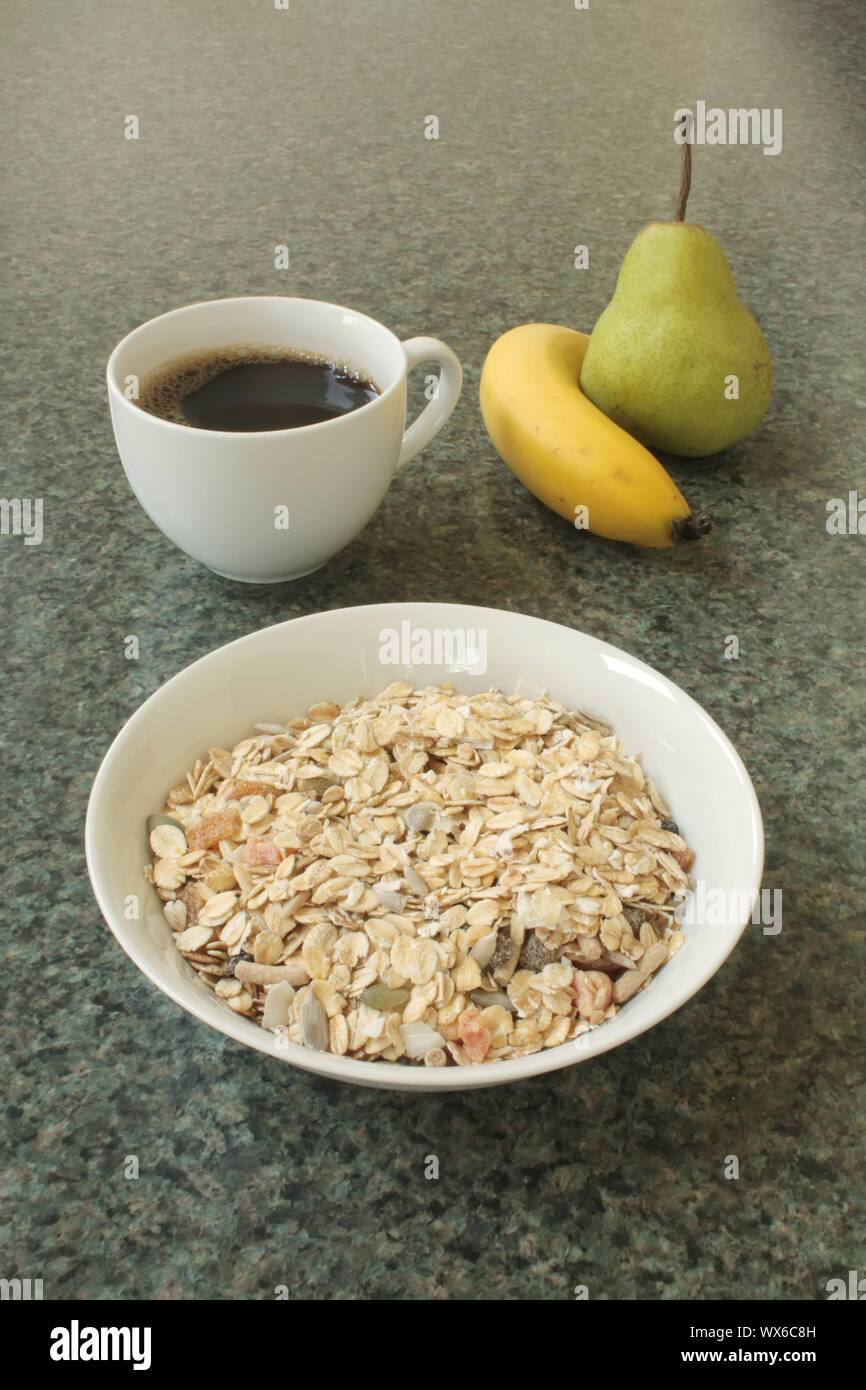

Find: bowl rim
<box><xmin>85</xmin><ymin>602</ymin><xmax>765</xmax><ymax>1090</ymax></box>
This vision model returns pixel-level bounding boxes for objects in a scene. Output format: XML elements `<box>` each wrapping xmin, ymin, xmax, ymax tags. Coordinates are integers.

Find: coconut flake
<box><xmin>375</xmin><ymin>888</ymin><xmax>406</xmax><ymax>913</ymax></box>
<box><xmin>469</xmin><ymin>929</ymin><xmax>499</xmax><ymax>968</ymax></box>
<box><xmin>513</xmin><ymin>676</ymin><xmax>547</xmax><ymax>700</ymax></box>
<box><xmin>403</xmin><ymin>864</ymin><xmax>428</xmax><ymax>898</ymax></box>
<box><xmin>400</xmin><ymin>1021</ymin><xmax>446</xmax><ymax>1060</ymax></box>
<box><xmin>262</xmin><ymin>980</ymin><xmax>296</xmax><ymax>1030</ymax></box>
<box><xmin>401</xmin><ymin>803</ymin><xmax>436</xmax><ymax>834</ymax></box>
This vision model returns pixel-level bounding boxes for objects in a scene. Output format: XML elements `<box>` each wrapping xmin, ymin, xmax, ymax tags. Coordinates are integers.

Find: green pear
<box><xmin>580</xmin><ymin>220</ymin><xmax>772</xmax><ymax>458</ymax></box>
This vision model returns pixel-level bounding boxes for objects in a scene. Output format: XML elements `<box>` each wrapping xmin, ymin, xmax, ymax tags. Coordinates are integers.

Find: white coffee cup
<box><xmin>106</xmin><ymin>296</ymin><xmax>463</xmax><ymax>583</ymax></box>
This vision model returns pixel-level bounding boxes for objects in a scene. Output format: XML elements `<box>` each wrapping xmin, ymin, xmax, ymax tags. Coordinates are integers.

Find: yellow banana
<box><xmin>479</xmin><ymin>323</ymin><xmax>709</xmax><ymax>547</ymax></box>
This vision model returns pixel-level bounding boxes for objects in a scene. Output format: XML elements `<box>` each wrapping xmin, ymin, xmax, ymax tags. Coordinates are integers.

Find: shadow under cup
<box><xmin>106</xmin><ymin>297</ymin><xmax>416</xmax><ymax>583</ymax></box>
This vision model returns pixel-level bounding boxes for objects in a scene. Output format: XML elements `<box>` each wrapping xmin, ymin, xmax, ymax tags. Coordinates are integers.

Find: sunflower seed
<box><xmin>300</xmin><ymin>991</ymin><xmax>329</xmax><ymax>1050</ymax></box>
<box><xmin>469</xmin><ymin>988</ymin><xmax>515</xmax><ymax>1013</ymax></box>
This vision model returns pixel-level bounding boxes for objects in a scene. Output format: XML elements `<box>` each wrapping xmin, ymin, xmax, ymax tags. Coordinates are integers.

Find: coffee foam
<box><xmin>137</xmin><ymin>343</ymin><xmax>376</xmax><ymax>426</ymax></box>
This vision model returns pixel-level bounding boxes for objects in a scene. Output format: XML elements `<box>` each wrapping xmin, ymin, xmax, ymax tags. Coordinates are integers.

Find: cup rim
<box><xmin>105</xmin><ymin>295</ymin><xmax>406</xmax><ymax>440</ymax></box>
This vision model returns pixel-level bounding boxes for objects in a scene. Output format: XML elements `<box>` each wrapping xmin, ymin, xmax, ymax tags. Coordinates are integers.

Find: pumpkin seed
<box><xmin>361</xmin><ymin>983</ymin><xmax>411</xmax><ymax>1011</ymax></box>
<box><xmin>147</xmin><ymin>813</ymin><xmax>184</xmax><ymax>835</ymax></box>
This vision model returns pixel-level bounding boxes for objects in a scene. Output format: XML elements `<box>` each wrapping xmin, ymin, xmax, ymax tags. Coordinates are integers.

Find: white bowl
<box><xmin>85</xmin><ymin>603</ymin><xmax>763</xmax><ymax>1091</ymax></box>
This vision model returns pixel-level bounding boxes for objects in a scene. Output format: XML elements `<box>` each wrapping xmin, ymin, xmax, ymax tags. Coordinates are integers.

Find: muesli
<box><xmin>144</xmin><ymin>684</ymin><xmax>693</xmax><ymax>1065</ymax></box>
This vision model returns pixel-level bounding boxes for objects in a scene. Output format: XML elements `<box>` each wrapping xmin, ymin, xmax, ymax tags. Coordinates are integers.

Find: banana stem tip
<box><xmin>671</xmin><ymin>509</ymin><xmax>714</xmax><ymax>543</ymax></box>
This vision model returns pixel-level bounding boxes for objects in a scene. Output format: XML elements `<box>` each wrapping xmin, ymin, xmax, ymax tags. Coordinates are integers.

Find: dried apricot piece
<box><xmin>227</xmin><ymin>779</ymin><xmax>274</xmax><ymax>801</ymax></box>
<box><xmin>456</xmin><ymin>1005</ymin><xmax>492</xmax><ymax>1062</ymax></box>
<box><xmin>574</xmin><ymin>969</ymin><xmax>613</xmax><ymax>1019</ymax></box>
<box><xmin>670</xmin><ymin>846</ymin><xmax>696</xmax><ymax>872</ymax></box>
<box><xmin>187</xmin><ymin>808</ymin><xmax>242</xmax><ymax>851</ymax></box>
<box><xmin>243</xmin><ymin>836</ymin><xmax>282</xmax><ymax>867</ymax></box>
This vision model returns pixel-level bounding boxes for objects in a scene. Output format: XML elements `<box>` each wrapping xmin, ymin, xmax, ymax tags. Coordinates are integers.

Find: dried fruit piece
<box><xmin>223</xmin><ymin>951</ymin><xmax>253</xmax><ymax>977</ymax></box>
<box><xmin>227</xmin><ymin>779</ymin><xmax>274</xmax><ymax>800</ymax></box>
<box><xmin>243</xmin><ymin>837</ymin><xmax>282</xmax><ymax>867</ymax></box>
<box><xmin>179</xmin><ymin>882</ymin><xmax>204</xmax><ymax>926</ymax></box>
<box><xmin>670</xmin><ymin>846</ymin><xmax>696</xmax><ymax>872</ymax></box>
<box><xmin>187</xmin><ymin>808</ymin><xmax>242</xmax><ymax>851</ymax></box>
<box><xmin>574</xmin><ymin>970</ymin><xmax>613</xmax><ymax>1019</ymax></box>
<box><xmin>456</xmin><ymin>1006</ymin><xmax>492</xmax><ymax>1063</ymax></box>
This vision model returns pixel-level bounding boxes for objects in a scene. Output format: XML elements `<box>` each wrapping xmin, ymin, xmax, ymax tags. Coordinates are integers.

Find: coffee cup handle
<box><xmin>396</xmin><ymin>337</ymin><xmax>463</xmax><ymax>471</ymax></box>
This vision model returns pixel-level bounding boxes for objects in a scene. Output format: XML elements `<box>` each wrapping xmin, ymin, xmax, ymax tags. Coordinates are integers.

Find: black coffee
<box><xmin>137</xmin><ymin>345</ymin><xmax>379</xmax><ymax>432</ymax></box>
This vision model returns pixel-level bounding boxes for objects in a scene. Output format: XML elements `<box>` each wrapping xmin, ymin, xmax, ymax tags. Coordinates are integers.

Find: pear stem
<box><xmin>674</xmin><ymin>140</ymin><xmax>692</xmax><ymax>222</ymax></box>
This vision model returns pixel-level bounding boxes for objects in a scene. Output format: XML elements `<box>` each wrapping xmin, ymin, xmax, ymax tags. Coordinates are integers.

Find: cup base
<box><xmin>206</xmin><ymin>560</ymin><xmax>329</xmax><ymax>585</ymax></box>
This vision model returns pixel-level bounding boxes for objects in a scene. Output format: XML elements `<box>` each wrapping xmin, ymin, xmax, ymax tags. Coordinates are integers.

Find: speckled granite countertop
<box><xmin>2</xmin><ymin>0</ymin><xmax>864</xmax><ymax>1300</ymax></box>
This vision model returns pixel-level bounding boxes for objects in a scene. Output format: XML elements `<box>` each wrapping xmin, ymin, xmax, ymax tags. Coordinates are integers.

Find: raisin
<box><xmin>224</xmin><ymin>952</ymin><xmax>253</xmax><ymax>978</ymax></box>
